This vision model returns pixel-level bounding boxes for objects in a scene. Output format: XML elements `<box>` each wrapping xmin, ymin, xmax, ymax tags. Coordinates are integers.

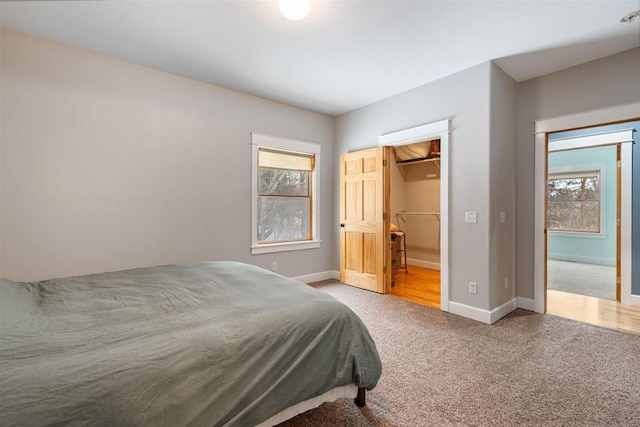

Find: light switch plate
<box><xmin>465</xmin><ymin>211</ymin><xmax>477</xmax><ymax>223</ymax></box>
<box><xmin>500</xmin><ymin>212</ymin><xmax>506</xmax><ymax>223</ymax></box>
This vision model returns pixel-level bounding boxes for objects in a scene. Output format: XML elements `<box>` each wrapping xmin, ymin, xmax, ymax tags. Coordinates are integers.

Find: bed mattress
<box><xmin>0</xmin><ymin>261</ymin><xmax>381</xmax><ymax>426</ymax></box>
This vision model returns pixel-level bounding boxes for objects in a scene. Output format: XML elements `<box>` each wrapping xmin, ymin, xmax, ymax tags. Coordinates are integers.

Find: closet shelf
<box><xmin>396</xmin><ymin>156</ymin><xmax>440</xmax><ymax>166</ymax></box>
<box><xmin>396</xmin><ymin>157</ymin><xmax>440</xmax><ymax>177</ymax></box>
<box><xmin>395</xmin><ymin>211</ymin><xmax>441</xmax><ymax>224</ymax></box>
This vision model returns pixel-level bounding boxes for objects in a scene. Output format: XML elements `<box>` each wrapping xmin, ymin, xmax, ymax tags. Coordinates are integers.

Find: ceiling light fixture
<box><xmin>279</xmin><ymin>0</ymin><xmax>311</xmax><ymax>21</ymax></box>
<box><xmin>620</xmin><ymin>10</ymin><xmax>640</xmax><ymax>23</ymax></box>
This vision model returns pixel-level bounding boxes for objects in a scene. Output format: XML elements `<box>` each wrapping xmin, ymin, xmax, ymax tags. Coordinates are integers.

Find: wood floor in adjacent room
<box><xmin>389</xmin><ymin>265</ymin><xmax>440</xmax><ymax>309</ymax></box>
<box><xmin>548</xmin><ymin>290</ymin><xmax>640</xmax><ymax>334</ymax></box>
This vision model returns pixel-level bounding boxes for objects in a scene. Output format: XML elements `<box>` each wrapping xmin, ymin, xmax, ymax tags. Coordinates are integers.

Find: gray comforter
<box><xmin>0</xmin><ymin>262</ymin><xmax>381</xmax><ymax>426</ymax></box>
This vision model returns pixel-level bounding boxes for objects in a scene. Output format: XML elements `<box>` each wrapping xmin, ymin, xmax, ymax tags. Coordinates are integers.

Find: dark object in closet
<box><xmin>429</xmin><ymin>139</ymin><xmax>441</xmax><ymax>158</ymax></box>
<box><xmin>391</xmin><ymin>231</ymin><xmax>407</xmax><ymax>274</ymax></box>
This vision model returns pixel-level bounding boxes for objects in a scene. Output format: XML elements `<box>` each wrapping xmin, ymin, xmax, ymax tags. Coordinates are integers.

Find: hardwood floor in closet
<box><xmin>390</xmin><ymin>266</ymin><xmax>440</xmax><ymax>309</ymax></box>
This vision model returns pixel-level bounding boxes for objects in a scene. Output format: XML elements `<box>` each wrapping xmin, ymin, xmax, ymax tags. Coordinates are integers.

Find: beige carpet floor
<box><xmin>279</xmin><ymin>280</ymin><xmax>640</xmax><ymax>427</ymax></box>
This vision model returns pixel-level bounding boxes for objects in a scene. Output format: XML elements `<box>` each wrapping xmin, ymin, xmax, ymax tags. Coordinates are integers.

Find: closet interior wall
<box><xmin>391</xmin><ymin>155</ymin><xmax>441</xmax><ymax>270</ymax></box>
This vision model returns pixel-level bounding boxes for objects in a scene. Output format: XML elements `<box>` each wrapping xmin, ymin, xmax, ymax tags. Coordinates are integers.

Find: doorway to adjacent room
<box><xmin>546</xmin><ymin>142</ymin><xmax>619</xmax><ymax>302</ymax></box>
<box><xmin>534</xmin><ymin>112</ymin><xmax>640</xmax><ymax>333</ymax></box>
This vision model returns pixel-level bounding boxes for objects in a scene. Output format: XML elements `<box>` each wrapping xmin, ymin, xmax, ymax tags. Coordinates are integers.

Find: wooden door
<box><xmin>339</xmin><ymin>147</ymin><xmax>389</xmax><ymax>293</ymax></box>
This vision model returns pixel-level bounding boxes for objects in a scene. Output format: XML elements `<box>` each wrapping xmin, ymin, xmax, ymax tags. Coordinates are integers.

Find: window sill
<box><xmin>251</xmin><ymin>240</ymin><xmax>322</xmax><ymax>254</ymax></box>
<box><xmin>548</xmin><ymin>231</ymin><xmax>607</xmax><ymax>240</ymax></box>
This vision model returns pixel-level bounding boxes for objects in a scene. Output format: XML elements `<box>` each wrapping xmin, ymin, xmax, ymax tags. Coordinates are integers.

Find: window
<box><xmin>547</xmin><ymin>170</ymin><xmax>601</xmax><ymax>233</ymax></box>
<box><xmin>258</xmin><ymin>149</ymin><xmax>312</xmax><ymax>242</ymax></box>
<box><xmin>251</xmin><ymin>134</ymin><xmax>321</xmax><ymax>254</ymax></box>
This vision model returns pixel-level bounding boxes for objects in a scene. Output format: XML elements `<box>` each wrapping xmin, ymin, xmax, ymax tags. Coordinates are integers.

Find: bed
<box><xmin>0</xmin><ymin>261</ymin><xmax>382</xmax><ymax>426</ymax></box>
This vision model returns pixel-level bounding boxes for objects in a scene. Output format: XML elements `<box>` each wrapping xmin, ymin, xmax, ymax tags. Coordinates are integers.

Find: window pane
<box><xmin>258</xmin><ymin>197</ymin><xmax>310</xmax><ymax>242</ymax></box>
<box><xmin>259</xmin><ymin>168</ymin><xmax>309</xmax><ymax>196</ymax></box>
<box><xmin>547</xmin><ymin>172</ymin><xmax>600</xmax><ymax>232</ymax></box>
<box><xmin>548</xmin><ymin>201</ymin><xmax>599</xmax><ymax>232</ymax></box>
<box><xmin>548</xmin><ymin>176</ymin><xmax>599</xmax><ymax>202</ymax></box>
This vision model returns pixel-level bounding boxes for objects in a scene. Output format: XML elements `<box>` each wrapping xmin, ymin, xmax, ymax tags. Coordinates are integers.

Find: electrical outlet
<box><xmin>469</xmin><ymin>281</ymin><xmax>477</xmax><ymax>294</ymax></box>
<box><xmin>504</xmin><ymin>278</ymin><xmax>509</xmax><ymax>289</ymax></box>
<box><xmin>272</xmin><ymin>262</ymin><xmax>278</xmax><ymax>271</ymax></box>
<box><xmin>500</xmin><ymin>212</ymin><xmax>506</xmax><ymax>223</ymax></box>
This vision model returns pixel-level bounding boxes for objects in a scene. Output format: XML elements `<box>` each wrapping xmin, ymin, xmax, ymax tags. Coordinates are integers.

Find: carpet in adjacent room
<box><xmin>547</xmin><ymin>259</ymin><xmax>616</xmax><ymax>300</ymax></box>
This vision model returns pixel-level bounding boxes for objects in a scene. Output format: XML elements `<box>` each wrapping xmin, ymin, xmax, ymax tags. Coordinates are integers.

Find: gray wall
<box><xmin>335</xmin><ymin>62</ymin><xmax>493</xmax><ymax>310</ymax></box>
<box><xmin>516</xmin><ymin>48</ymin><xmax>640</xmax><ymax>299</ymax></box>
<box><xmin>0</xmin><ymin>29</ymin><xmax>335</xmax><ymax>281</ymax></box>
<box><xmin>489</xmin><ymin>63</ymin><xmax>517</xmax><ymax>309</ymax></box>
<box><xmin>3</xmin><ymin>27</ymin><xmax>638</xmax><ymax>313</ymax></box>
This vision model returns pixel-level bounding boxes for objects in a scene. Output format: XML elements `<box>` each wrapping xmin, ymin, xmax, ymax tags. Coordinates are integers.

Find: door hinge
<box><xmin>617</xmin><ymin>277</ymin><xmax>621</xmax><ymax>284</ymax></box>
<box><xmin>383</xmin><ymin>266</ymin><xmax>387</xmax><ymax>274</ymax></box>
<box><xmin>617</xmin><ymin>160</ymin><xmax>622</xmax><ymax>168</ymax></box>
<box><xmin>617</xmin><ymin>218</ymin><xmax>621</xmax><ymax>226</ymax></box>
<box><xmin>383</xmin><ymin>212</ymin><xmax>388</xmax><ymax>220</ymax></box>
<box><xmin>383</xmin><ymin>159</ymin><xmax>387</xmax><ymax>167</ymax></box>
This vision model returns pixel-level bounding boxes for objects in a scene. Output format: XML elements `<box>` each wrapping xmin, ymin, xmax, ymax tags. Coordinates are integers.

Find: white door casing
<box><xmin>533</xmin><ymin>102</ymin><xmax>640</xmax><ymax>312</ymax></box>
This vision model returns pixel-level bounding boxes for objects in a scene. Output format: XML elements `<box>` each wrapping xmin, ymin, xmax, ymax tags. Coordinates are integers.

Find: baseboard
<box><xmin>448</xmin><ymin>301</ymin><xmax>492</xmax><ymax>324</ymax></box>
<box><xmin>490</xmin><ymin>298</ymin><xmax>518</xmax><ymax>324</ymax></box>
<box><xmin>449</xmin><ymin>298</ymin><xmax>518</xmax><ymax>325</ymax></box>
<box><xmin>292</xmin><ymin>270</ymin><xmax>339</xmax><ymax>284</ymax></box>
<box><xmin>406</xmin><ymin>258</ymin><xmax>440</xmax><ymax>271</ymax></box>
<box><xmin>517</xmin><ymin>297</ymin><xmax>536</xmax><ymax>311</ymax></box>
<box><xmin>548</xmin><ymin>253</ymin><xmax>615</xmax><ymax>266</ymax></box>
<box><xmin>621</xmin><ymin>293</ymin><xmax>640</xmax><ymax>307</ymax></box>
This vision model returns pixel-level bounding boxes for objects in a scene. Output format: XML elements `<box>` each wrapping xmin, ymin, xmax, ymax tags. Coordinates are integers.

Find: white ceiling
<box><xmin>1</xmin><ymin>1</ymin><xmax>639</xmax><ymax>116</ymax></box>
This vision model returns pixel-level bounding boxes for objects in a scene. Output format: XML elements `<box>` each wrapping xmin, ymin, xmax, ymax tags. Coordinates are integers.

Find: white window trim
<box><xmin>547</xmin><ymin>162</ymin><xmax>606</xmax><ymax>238</ymax></box>
<box><xmin>251</xmin><ymin>133</ymin><xmax>321</xmax><ymax>255</ymax></box>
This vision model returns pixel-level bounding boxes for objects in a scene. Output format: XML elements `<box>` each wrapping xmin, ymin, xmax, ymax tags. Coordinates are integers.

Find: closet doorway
<box><xmin>388</xmin><ymin>140</ymin><xmax>441</xmax><ymax>308</ymax></box>
<box><xmin>379</xmin><ymin>119</ymin><xmax>450</xmax><ymax>311</ymax></box>
<box><xmin>338</xmin><ymin>119</ymin><xmax>450</xmax><ymax>311</ymax></box>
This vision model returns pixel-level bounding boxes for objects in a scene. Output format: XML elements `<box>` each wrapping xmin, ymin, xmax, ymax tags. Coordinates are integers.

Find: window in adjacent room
<box><xmin>251</xmin><ymin>134</ymin><xmax>321</xmax><ymax>254</ymax></box>
<box><xmin>547</xmin><ymin>170</ymin><xmax>601</xmax><ymax>233</ymax></box>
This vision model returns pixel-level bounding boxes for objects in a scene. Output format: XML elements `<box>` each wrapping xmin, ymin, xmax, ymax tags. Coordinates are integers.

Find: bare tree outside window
<box><xmin>547</xmin><ymin>172</ymin><xmax>600</xmax><ymax>232</ymax></box>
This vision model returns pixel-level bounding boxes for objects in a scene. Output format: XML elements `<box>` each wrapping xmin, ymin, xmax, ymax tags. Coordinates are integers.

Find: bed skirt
<box><xmin>256</xmin><ymin>384</ymin><xmax>358</xmax><ymax>426</ymax></box>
